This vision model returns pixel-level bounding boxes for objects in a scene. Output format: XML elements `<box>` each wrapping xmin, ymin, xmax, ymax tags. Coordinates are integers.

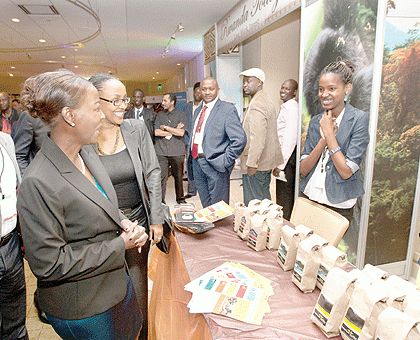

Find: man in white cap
<box><xmin>239</xmin><ymin>68</ymin><xmax>283</xmax><ymax>205</ymax></box>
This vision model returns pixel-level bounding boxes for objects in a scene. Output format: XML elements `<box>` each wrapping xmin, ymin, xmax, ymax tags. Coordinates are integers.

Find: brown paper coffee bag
<box><xmin>340</xmin><ymin>281</ymin><xmax>388</xmax><ymax>340</ymax></box>
<box><xmin>362</xmin><ymin>264</ymin><xmax>388</xmax><ymax>280</ymax></box>
<box><xmin>348</xmin><ymin>268</ymin><xmax>374</xmax><ymax>286</ymax></box>
<box><xmin>247</xmin><ymin>214</ymin><xmax>268</xmax><ymax>251</ymax></box>
<box><xmin>237</xmin><ymin>206</ymin><xmax>259</xmax><ymax>240</ymax></box>
<box><xmin>277</xmin><ymin>225</ymin><xmax>301</xmax><ymax>271</ymax></box>
<box><xmin>311</xmin><ymin>267</ymin><xmax>356</xmax><ymax>337</ymax></box>
<box><xmin>316</xmin><ymin>245</ymin><xmax>348</xmax><ymax>290</ymax></box>
<box><xmin>266</xmin><ymin>213</ymin><xmax>283</xmax><ymax>250</ymax></box>
<box><xmin>233</xmin><ymin>202</ymin><xmax>246</xmax><ymax>233</ymax></box>
<box><xmin>295</xmin><ymin>224</ymin><xmax>314</xmax><ymax>239</ymax></box>
<box><xmin>292</xmin><ymin>237</ymin><xmax>322</xmax><ymax>293</ymax></box>
<box><xmin>371</xmin><ymin>279</ymin><xmax>405</xmax><ymax>311</ymax></box>
<box><xmin>375</xmin><ymin>307</ymin><xmax>420</xmax><ymax>340</ymax></box>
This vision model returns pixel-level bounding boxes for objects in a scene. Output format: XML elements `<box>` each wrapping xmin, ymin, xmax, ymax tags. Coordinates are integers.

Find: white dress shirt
<box><xmin>0</xmin><ymin>144</ymin><xmax>17</xmax><ymax>237</ymax></box>
<box><xmin>303</xmin><ymin>108</ymin><xmax>357</xmax><ymax>209</ymax></box>
<box><xmin>277</xmin><ymin>98</ymin><xmax>299</xmax><ymax>170</ymax></box>
<box><xmin>192</xmin><ymin>97</ymin><xmax>218</xmax><ymax>154</ymax></box>
<box><xmin>135</xmin><ymin>106</ymin><xmax>144</xmax><ymax>121</ymax></box>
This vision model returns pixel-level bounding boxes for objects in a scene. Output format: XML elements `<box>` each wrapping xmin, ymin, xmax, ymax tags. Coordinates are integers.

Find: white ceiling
<box><xmin>0</xmin><ymin>0</ymin><xmax>240</xmax><ymax>82</ymax></box>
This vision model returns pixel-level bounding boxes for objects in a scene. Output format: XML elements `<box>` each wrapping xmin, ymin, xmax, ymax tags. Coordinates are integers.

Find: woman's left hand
<box><xmin>149</xmin><ymin>224</ymin><xmax>164</xmax><ymax>245</ymax></box>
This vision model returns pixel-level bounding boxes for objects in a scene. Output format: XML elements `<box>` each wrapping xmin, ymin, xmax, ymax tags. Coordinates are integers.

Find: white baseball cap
<box><xmin>239</xmin><ymin>68</ymin><xmax>265</xmax><ymax>83</ymax></box>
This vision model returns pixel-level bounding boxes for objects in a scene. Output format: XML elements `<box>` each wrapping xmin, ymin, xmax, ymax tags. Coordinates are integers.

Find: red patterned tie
<box><xmin>191</xmin><ymin>105</ymin><xmax>207</xmax><ymax>159</ymax></box>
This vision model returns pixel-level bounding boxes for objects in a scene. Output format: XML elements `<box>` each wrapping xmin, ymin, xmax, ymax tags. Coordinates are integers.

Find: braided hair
<box><xmin>320</xmin><ymin>59</ymin><xmax>356</xmax><ymax>85</ymax></box>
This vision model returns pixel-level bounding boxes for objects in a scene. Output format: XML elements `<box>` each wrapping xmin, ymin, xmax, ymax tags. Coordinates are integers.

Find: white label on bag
<box><xmin>341</xmin><ymin>306</ymin><xmax>365</xmax><ymax>340</ymax></box>
<box><xmin>278</xmin><ymin>240</ymin><xmax>288</xmax><ymax>264</ymax></box>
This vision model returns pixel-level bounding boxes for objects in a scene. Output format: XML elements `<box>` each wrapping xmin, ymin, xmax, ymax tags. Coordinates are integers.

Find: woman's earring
<box><xmin>71</xmin><ymin>123</ymin><xmax>75</xmax><ymax>127</ymax></box>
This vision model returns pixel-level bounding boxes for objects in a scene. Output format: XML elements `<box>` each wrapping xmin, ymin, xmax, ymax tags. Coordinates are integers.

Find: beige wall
<box><xmin>260</xmin><ymin>9</ymin><xmax>300</xmax><ymax>112</ymax></box>
<box><xmin>0</xmin><ymin>76</ymin><xmax>27</xmax><ymax>97</ymax></box>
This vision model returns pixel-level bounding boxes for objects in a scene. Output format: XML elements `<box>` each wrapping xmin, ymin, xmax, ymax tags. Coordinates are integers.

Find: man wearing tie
<box><xmin>0</xmin><ymin>132</ymin><xmax>28</xmax><ymax>339</ymax></box>
<box><xmin>183</xmin><ymin>82</ymin><xmax>202</xmax><ymax>199</ymax></box>
<box><xmin>125</xmin><ymin>89</ymin><xmax>156</xmax><ymax>143</ymax></box>
<box><xmin>188</xmin><ymin>77</ymin><xmax>246</xmax><ymax>208</ymax></box>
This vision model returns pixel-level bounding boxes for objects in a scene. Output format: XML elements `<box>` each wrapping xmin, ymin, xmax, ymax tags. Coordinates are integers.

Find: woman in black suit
<box><xmin>89</xmin><ymin>73</ymin><xmax>163</xmax><ymax>340</ymax></box>
<box><xmin>17</xmin><ymin>69</ymin><xmax>147</xmax><ymax>339</ymax></box>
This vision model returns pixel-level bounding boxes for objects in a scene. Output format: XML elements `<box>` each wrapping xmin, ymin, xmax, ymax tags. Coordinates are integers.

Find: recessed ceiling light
<box><xmin>177</xmin><ymin>63</ymin><xmax>181</xmax><ymax>66</ymax></box>
<box><xmin>156</xmin><ymin>72</ymin><xmax>159</xmax><ymax>74</ymax></box>
<box><xmin>11</xmin><ymin>66</ymin><xmax>15</xmax><ymax>69</ymax></box>
<box><xmin>74</xmin><ymin>65</ymin><xmax>78</xmax><ymax>68</ymax></box>
<box><xmin>39</xmin><ymin>38</ymin><xmax>46</xmax><ymax>43</ymax></box>
<box><xmin>12</xmin><ymin>18</ymin><xmax>20</xmax><ymax>23</ymax></box>
<box><xmin>61</xmin><ymin>56</ymin><xmax>65</xmax><ymax>59</ymax></box>
<box><xmin>152</xmin><ymin>77</ymin><xmax>155</xmax><ymax>80</ymax></box>
<box><xmin>9</xmin><ymin>73</ymin><xmax>14</xmax><ymax>77</ymax></box>
<box><xmin>74</xmin><ymin>49</ymin><xmax>78</xmax><ymax>52</ymax></box>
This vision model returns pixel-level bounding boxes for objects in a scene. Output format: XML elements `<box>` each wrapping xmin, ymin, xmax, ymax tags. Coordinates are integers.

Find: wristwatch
<box><xmin>329</xmin><ymin>146</ymin><xmax>341</xmax><ymax>157</ymax></box>
<box><xmin>163</xmin><ymin>125</ymin><xmax>167</xmax><ymax>131</ymax></box>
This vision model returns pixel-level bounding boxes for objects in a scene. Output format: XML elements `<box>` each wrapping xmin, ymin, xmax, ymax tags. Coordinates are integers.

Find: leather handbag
<box><xmin>156</xmin><ymin>203</ymin><xmax>174</xmax><ymax>254</ymax></box>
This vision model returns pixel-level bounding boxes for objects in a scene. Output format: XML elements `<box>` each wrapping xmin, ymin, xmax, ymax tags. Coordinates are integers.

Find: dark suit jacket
<box><xmin>187</xmin><ymin>99</ymin><xmax>246</xmax><ymax>175</ymax></box>
<box><xmin>13</xmin><ymin>111</ymin><xmax>48</xmax><ymax>176</ymax></box>
<box><xmin>124</xmin><ymin>107</ymin><xmax>156</xmax><ymax>143</ymax></box>
<box><xmin>85</xmin><ymin>119</ymin><xmax>163</xmax><ymax>226</ymax></box>
<box><xmin>300</xmin><ymin>102</ymin><xmax>370</xmax><ymax>203</ymax></box>
<box><xmin>183</xmin><ymin>102</ymin><xmax>200</xmax><ymax>146</ymax></box>
<box><xmin>17</xmin><ymin>137</ymin><xmax>127</xmax><ymax>320</ymax></box>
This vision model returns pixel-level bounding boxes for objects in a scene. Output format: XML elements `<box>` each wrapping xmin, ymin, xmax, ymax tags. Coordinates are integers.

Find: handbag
<box><xmin>156</xmin><ymin>203</ymin><xmax>174</xmax><ymax>254</ymax></box>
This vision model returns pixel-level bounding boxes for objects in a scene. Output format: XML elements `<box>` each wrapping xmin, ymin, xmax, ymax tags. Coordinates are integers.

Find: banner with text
<box><xmin>216</xmin><ymin>0</ymin><xmax>300</xmax><ymax>54</ymax></box>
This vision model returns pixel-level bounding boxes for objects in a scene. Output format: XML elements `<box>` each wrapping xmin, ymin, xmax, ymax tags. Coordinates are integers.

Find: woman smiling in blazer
<box><xmin>300</xmin><ymin>59</ymin><xmax>370</xmax><ymax>221</ymax></box>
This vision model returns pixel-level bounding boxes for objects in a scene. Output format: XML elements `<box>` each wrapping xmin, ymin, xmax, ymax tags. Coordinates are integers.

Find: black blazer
<box><xmin>18</xmin><ymin>137</ymin><xmax>127</xmax><ymax>320</ymax></box>
<box><xmin>124</xmin><ymin>107</ymin><xmax>156</xmax><ymax>143</ymax></box>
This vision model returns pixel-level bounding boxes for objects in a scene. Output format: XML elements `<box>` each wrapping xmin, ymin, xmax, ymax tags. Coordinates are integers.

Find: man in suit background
<box><xmin>0</xmin><ymin>132</ymin><xmax>28</xmax><ymax>339</ymax></box>
<box><xmin>125</xmin><ymin>89</ymin><xmax>156</xmax><ymax>143</ymax></box>
<box><xmin>0</xmin><ymin>92</ymin><xmax>19</xmax><ymax>137</ymax></box>
<box><xmin>188</xmin><ymin>77</ymin><xmax>246</xmax><ymax>208</ymax></box>
<box><xmin>183</xmin><ymin>82</ymin><xmax>202</xmax><ymax>199</ymax></box>
<box><xmin>239</xmin><ymin>68</ymin><xmax>283</xmax><ymax>205</ymax></box>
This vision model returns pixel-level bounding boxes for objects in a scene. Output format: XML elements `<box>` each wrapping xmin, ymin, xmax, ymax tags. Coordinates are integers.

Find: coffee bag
<box><xmin>233</xmin><ymin>202</ymin><xmax>246</xmax><ymax>233</ymax></box>
<box><xmin>237</xmin><ymin>206</ymin><xmax>260</xmax><ymax>240</ymax></box>
<box><xmin>247</xmin><ymin>214</ymin><xmax>268</xmax><ymax>251</ymax></box>
<box><xmin>340</xmin><ymin>281</ymin><xmax>388</xmax><ymax>340</ymax></box>
<box><xmin>311</xmin><ymin>268</ymin><xmax>356</xmax><ymax>337</ymax></box>
<box><xmin>292</xmin><ymin>237</ymin><xmax>322</xmax><ymax>293</ymax></box>
<box><xmin>266</xmin><ymin>213</ymin><xmax>283</xmax><ymax>250</ymax></box>
<box><xmin>316</xmin><ymin>245</ymin><xmax>347</xmax><ymax>290</ymax></box>
<box><xmin>375</xmin><ymin>307</ymin><xmax>420</xmax><ymax>340</ymax></box>
<box><xmin>295</xmin><ymin>224</ymin><xmax>314</xmax><ymax>239</ymax></box>
<box><xmin>362</xmin><ymin>264</ymin><xmax>388</xmax><ymax>280</ymax></box>
<box><xmin>277</xmin><ymin>225</ymin><xmax>301</xmax><ymax>271</ymax></box>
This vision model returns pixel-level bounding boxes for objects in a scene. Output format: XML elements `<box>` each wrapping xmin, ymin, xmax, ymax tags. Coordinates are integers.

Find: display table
<box><xmin>148</xmin><ymin>216</ymin><xmax>347</xmax><ymax>339</ymax></box>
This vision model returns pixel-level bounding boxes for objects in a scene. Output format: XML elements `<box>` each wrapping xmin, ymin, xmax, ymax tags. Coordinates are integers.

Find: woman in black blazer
<box><xmin>17</xmin><ymin>69</ymin><xmax>147</xmax><ymax>339</ymax></box>
<box><xmin>89</xmin><ymin>73</ymin><xmax>163</xmax><ymax>340</ymax></box>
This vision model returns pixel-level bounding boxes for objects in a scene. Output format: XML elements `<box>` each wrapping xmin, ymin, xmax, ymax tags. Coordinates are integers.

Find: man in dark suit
<box><xmin>183</xmin><ymin>82</ymin><xmax>202</xmax><ymax>199</ymax></box>
<box><xmin>188</xmin><ymin>78</ymin><xmax>246</xmax><ymax>208</ymax></box>
<box><xmin>124</xmin><ymin>89</ymin><xmax>156</xmax><ymax>143</ymax></box>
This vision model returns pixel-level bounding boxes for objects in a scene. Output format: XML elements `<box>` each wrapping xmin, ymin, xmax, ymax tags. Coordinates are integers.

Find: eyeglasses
<box><xmin>100</xmin><ymin>97</ymin><xmax>130</xmax><ymax>106</ymax></box>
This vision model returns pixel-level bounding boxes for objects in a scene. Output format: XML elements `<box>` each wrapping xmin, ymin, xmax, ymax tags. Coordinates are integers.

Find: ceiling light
<box><xmin>171</xmin><ymin>35</ymin><xmax>176</xmax><ymax>40</ymax></box>
<box><xmin>74</xmin><ymin>49</ymin><xmax>78</xmax><ymax>52</ymax></box>
<box><xmin>156</xmin><ymin>72</ymin><xmax>159</xmax><ymax>74</ymax></box>
<box><xmin>12</xmin><ymin>18</ymin><xmax>20</xmax><ymax>23</ymax></box>
<box><xmin>27</xmin><ymin>53</ymin><xmax>31</xmax><ymax>60</ymax></box>
<box><xmin>61</xmin><ymin>56</ymin><xmax>65</xmax><ymax>59</ymax></box>
<box><xmin>74</xmin><ymin>65</ymin><xmax>78</xmax><ymax>68</ymax></box>
<box><xmin>152</xmin><ymin>77</ymin><xmax>155</xmax><ymax>80</ymax></box>
<box><xmin>164</xmin><ymin>46</ymin><xmax>169</xmax><ymax>52</ymax></box>
<box><xmin>11</xmin><ymin>66</ymin><xmax>15</xmax><ymax>69</ymax></box>
<box><xmin>9</xmin><ymin>73</ymin><xmax>14</xmax><ymax>77</ymax></box>
<box><xmin>177</xmin><ymin>24</ymin><xmax>184</xmax><ymax>32</ymax></box>
<box><xmin>177</xmin><ymin>63</ymin><xmax>181</xmax><ymax>66</ymax></box>
<box><xmin>161</xmin><ymin>55</ymin><xmax>165</xmax><ymax>58</ymax></box>
<box><xmin>39</xmin><ymin>38</ymin><xmax>46</xmax><ymax>43</ymax></box>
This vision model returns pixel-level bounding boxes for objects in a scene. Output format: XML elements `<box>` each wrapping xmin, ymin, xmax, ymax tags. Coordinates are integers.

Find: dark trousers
<box><xmin>0</xmin><ymin>230</ymin><xmax>28</xmax><ymax>340</ymax></box>
<box><xmin>157</xmin><ymin>155</ymin><xmax>185</xmax><ymax>202</ymax></box>
<box><xmin>276</xmin><ymin>147</ymin><xmax>297</xmax><ymax>221</ymax></box>
<box><xmin>192</xmin><ymin>158</ymin><xmax>231</xmax><ymax>208</ymax></box>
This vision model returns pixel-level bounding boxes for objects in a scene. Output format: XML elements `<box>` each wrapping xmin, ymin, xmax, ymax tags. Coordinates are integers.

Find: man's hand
<box><xmin>247</xmin><ymin>166</ymin><xmax>257</xmax><ymax>177</ymax></box>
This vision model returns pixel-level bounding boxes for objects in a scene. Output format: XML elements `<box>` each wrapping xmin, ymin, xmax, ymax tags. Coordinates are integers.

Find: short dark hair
<box><xmin>133</xmin><ymin>89</ymin><xmax>144</xmax><ymax>97</ymax></box>
<box><xmin>193</xmin><ymin>82</ymin><xmax>201</xmax><ymax>90</ymax></box>
<box><xmin>88</xmin><ymin>73</ymin><xmax>118</xmax><ymax>91</ymax></box>
<box><xmin>164</xmin><ymin>93</ymin><xmax>177</xmax><ymax>106</ymax></box>
<box><xmin>12</xmin><ymin>99</ymin><xmax>19</xmax><ymax>104</ymax></box>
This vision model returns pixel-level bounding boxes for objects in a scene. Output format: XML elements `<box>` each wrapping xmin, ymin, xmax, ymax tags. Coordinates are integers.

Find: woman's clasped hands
<box><xmin>120</xmin><ymin>219</ymin><xmax>148</xmax><ymax>253</ymax></box>
<box><xmin>319</xmin><ymin>110</ymin><xmax>338</xmax><ymax>140</ymax></box>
